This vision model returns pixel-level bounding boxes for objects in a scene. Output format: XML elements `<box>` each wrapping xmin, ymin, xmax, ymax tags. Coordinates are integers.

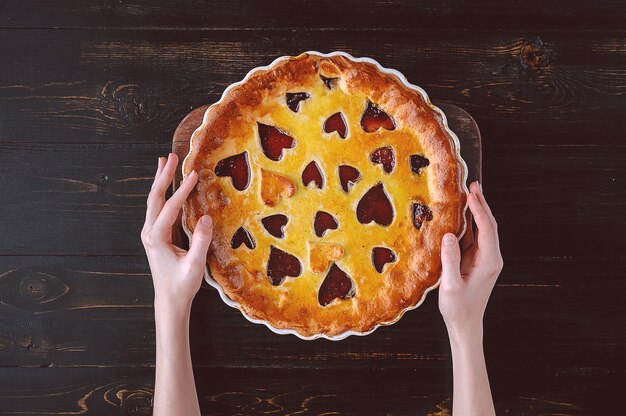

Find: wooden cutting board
<box><xmin>172</xmin><ymin>102</ymin><xmax>481</xmax><ymax>192</ymax></box>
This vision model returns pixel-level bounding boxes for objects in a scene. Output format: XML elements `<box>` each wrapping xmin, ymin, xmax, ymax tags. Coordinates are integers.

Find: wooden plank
<box><xmin>1</xmin><ymin>30</ymin><xmax>626</xmax><ymax>146</ymax></box>
<box><xmin>171</xmin><ymin>102</ymin><xmax>482</xmax><ymax>191</ymax></box>
<box><xmin>0</xmin><ymin>142</ymin><xmax>623</xmax><ymax>257</ymax></box>
<box><xmin>0</xmin><ymin>367</ymin><xmax>621</xmax><ymax>414</ymax></box>
<box><xmin>0</xmin><ymin>142</ymin><xmax>169</xmax><ymax>256</ymax></box>
<box><xmin>0</xmin><ymin>256</ymin><xmax>622</xmax><ymax>370</ymax></box>
<box><xmin>0</xmin><ymin>256</ymin><xmax>155</xmax><ymax>368</ymax></box>
<box><xmin>2</xmin><ymin>0</ymin><xmax>626</xmax><ymax>30</ymax></box>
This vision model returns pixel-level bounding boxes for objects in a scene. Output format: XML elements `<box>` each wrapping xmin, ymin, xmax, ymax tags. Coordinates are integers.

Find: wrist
<box><xmin>154</xmin><ymin>299</ymin><xmax>191</xmax><ymax>357</ymax></box>
<box><xmin>154</xmin><ymin>295</ymin><xmax>192</xmax><ymax>323</ymax></box>
<box><xmin>445</xmin><ymin>320</ymin><xmax>484</xmax><ymax>349</ymax></box>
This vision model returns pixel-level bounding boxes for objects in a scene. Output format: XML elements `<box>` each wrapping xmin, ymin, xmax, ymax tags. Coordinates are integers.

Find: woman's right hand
<box><xmin>438</xmin><ymin>181</ymin><xmax>501</xmax><ymax>416</ymax></box>
<box><xmin>438</xmin><ymin>181</ymin><xmax>503</xmax><ymax>341</ymax></box>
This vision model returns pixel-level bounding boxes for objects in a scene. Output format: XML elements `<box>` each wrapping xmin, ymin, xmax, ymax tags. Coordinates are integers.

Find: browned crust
<box><xmin>182</xmin><ymin>53</ymin><xmax>467</xmax><ymax>337</ymax></box>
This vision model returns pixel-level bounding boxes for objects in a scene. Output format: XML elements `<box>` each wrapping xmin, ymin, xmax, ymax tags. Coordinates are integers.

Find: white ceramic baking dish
<box><xmin>181</xmin><ymin>51</ymin><xmax>469</xmax><ymax>341</ymax></box>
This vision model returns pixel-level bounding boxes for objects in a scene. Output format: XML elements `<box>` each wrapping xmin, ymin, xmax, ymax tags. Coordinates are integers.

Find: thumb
<box><xmin>187</xmin><ymin>215</ymin><xmax>213</xmax><ymax>264</ymax></box>
<box><xmin>440</xmin><ymin>233</ymin><xmax>462</xmax><ymax>285</ymax></box>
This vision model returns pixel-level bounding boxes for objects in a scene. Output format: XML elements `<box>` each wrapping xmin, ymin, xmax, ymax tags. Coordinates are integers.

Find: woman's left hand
<box><xmin>140</xmin><ymin>153</ymin><xmax>213</xmax><ymax>315</ymax></box>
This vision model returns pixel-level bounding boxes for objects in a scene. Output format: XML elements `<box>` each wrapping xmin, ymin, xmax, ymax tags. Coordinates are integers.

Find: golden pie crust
<box><xmin>182</xmin><ymin>53</ymin><xmax>467</xmax><ymax>338</ymax></box>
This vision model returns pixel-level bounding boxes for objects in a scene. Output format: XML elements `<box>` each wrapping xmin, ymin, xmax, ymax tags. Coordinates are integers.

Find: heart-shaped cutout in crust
<box><xmin>267</xmin><ymin>246</ymin><xmax>302</xmax><ymax>286</ymax></box>
<box><xmin>302</xmin><ymin>161</ymin><xmax>324</xmax><ymax>189</ymax></box>
<box><xmin>338</xmin><ymin>165</ymin><xmax>361</xmax><ymax>193</ymax></box>
<box><xmin>286</xmin><ymin>92</ymin><xmax>309</xmax><ymax>112</ymax></box>
<box><xmin>214</xmin><ymin>151</ymin><xmax>251</xmax><ymax>191</ymax></box>
<box><xmin>412</xmin><ymin>202</ymin><xmax>433</xmax><ymax>229</ymax></box>
<box><xmin>410</xmin><ymin>154</ymin><xmax>430</xmax><ymax>175</ymax></box>
<box><xmin>318</xmin><ymin>263</ymin><xmax>355</xmax><ymax>306</ymax></box>
<box><xmin>314</xmin><ymin>211</ymin><xmax>339</xmax><ymax>237</ymax></box>
<box><xmin>320</xmin><ymin>74</ymin><xmax>338</xmax><ymax>89</ymax></box>
<box><xmin>370</xmin><ymin>146</ymin><xmax>395</xmax><ymax>174</ymax></box>
<box><xmin>308</xmin><ymin>242</ymin><xmax>344</xmax><ymax>274</ymax></box>
<box><xmin>361</xmin><ymin>102</ymin><xmax>396</xmax><ymax>133</ymax></box>
<box><xmin>260</xmin><ymin>169</ymin><xmax>296</xmax><ymax>207</ymax></box>
<box><xmin>356</xmin><ymin>183</ymin><xmax>394</xmax><ymax>226</ymax></box>
<box><xmin>372</xmin><ymin>247</ymin><xmax>397</xmax><ymax>273</ymax></box>
<box><xmin>324</xmin><ymin>112</ymin><xmax>347</xmax><ymax>139</ymax></box>
<box><xmin>258</xmin><ymin>123</ymin><xmax>295</xmax><ymax>161</ymax></box>
<box><xmin>231</xmin><ymin>227</ymin><xmax>255</xmax><ymax>249</ymax></box>
<box><xmin>261</xmin><ymin>214</ymin><xmax>288</xmax><ymax>238</ymax></box>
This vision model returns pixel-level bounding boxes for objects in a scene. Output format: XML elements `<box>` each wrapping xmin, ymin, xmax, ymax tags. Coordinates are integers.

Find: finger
<box><xmin>471</xmin><ymin>181</ymin><xmax>500</xmax><ymax>249</ymax></box>
<box><xmin>460</xmin><ymin>205</ymin><xmax>474</xmax><ymax>253</ymax></box>
<box><xmin>187</xmin><ymin>215</ymin><xmax>213</xmax><ymax>267</ymax></box>
<box><xmin>152</xmin><ymin>153</ymin><xmax>178</xmax><ymax>197</ymax></box>
<box><xmin>151</xmin><ymin>157</ymin><xmax>166</xmax><ymax>190</ymax></box>
<box><xmin>152</xmin><ymin>170</ymin><xmax>198</xmax><ymax>237</ymax></box>
<box><xmin>471</xmin><ymin>181</ymin><xmax>496</xmax><ymax>226</ymax></box>
<box><xmin>144</xmin><ymin>157</ymin><xmax>166</xmax><ymax>230</ymax></box>
<box><xmin>440</xmin><ymin>233</ymin><xmax>462</xmax><ymax>287</ymax></box>
<box><xmin>145</xmin><ymin>153</ymin><xmax>178</xmax><ymax>227</ymax></box>
<box><xmin>467</xmin><ymin>191</ymin><xmax>499</xmax><ymax>255</ymax></box>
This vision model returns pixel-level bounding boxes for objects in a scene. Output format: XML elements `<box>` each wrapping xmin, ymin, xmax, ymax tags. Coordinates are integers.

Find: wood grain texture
<box><xmin>0</xmin><ymin>367</ymin><xmax>622</xmax><ymax>415</ymax></box>
<box><xmin>0</xmin><ymin>142</ymin><xmax>622</xmax><ymax>258</ymax></box>
<box><xmin>2</xmin><ymin>0</ymin><xmax>626</xmax><ymax>30</ymax></box>
<box><xmin>1</xmin><ymin>30</ymin><xmax>626</xmax><ymax>146</ymax></box>
<box><xmin>1</xmin><ymin>2</ymin><xmax>625</xmax><ymax>413</ymax></box>
<box><xmin>0</xmin><ymin>142</ymin><xmax>169</xmax><ymax>256</ymax></box>
<box><xmin>1</xmin><ymin>256</ymin><xmax>623</xmax><ymax>372</ymax></box>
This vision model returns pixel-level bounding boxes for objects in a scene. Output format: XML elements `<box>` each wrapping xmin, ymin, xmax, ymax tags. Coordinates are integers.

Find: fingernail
<box><xmin>443</xmin><ymin>233</ymin><xmax>456</xmax><ymax>246</ymax></box>
<box><xmin>477</xmin><ymin>181</ymin><xmax>483</xmax><ymax>194</ymax></box>
<box><xmin>200</xmin><ymin>215</ymin><xmax>212</xmax><ymax>226</ymax></box>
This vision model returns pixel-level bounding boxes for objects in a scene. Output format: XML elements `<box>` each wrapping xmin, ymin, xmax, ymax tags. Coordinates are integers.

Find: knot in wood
<box><xmin>102</xmin><ymin>386</ymin><xmax>154</xmax><ymax>415</ymax></box>
<box><xmin>520</xmin><ymin>37</ymin><xmax>551</xmax><ymax>70</ymax></box>
<box><xmin>19</xmin><ymin>274</ymin><xmax>50</xmax><ymax>302</ymax></box>
<box><xmin>101</xmin><ymin>81</ymin><xmax>154</xmax><ymax>125</ymax></box>
<box><xmin>15</xmin><ymin>271</ymin><xmax>70</xmax><ymax>307</ymax></box>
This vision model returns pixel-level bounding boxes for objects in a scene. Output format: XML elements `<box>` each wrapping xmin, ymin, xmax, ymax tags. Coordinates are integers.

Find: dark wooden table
<box><xmin>1</xmin><ymin>1</ymin><xmax>625</xmax><ymax>414</ymax></box>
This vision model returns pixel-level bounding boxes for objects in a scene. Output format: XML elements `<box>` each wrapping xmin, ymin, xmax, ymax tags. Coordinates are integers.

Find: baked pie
<box><xmin>181</xmin><ymin>52</ymin><xmax>467</xmax><ymax>338</ymax></box>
